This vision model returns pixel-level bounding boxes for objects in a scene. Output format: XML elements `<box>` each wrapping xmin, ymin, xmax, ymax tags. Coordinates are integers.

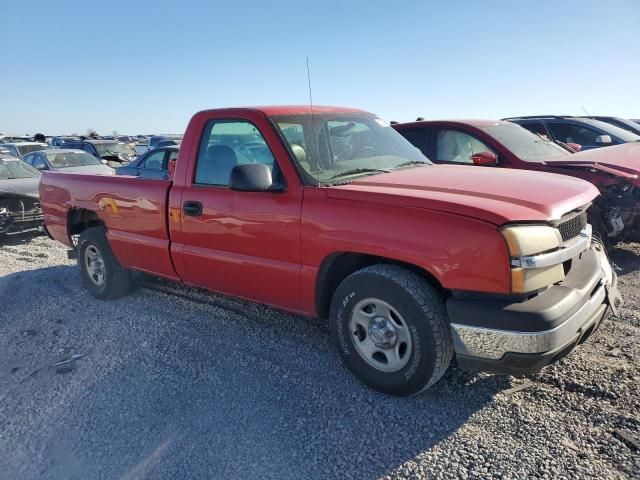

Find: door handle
<box><xmin>183</xmin><ymin>201</ymin><xmax>203</xmax><ymax>216</ymax></box>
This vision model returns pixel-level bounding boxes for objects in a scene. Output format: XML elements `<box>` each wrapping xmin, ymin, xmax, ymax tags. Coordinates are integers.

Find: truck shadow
<box><xmin>1</xmin><ymin>266</ymin><xmax>508</xmax><ymax>480</ymax></box>
<box><xmin>609</xmin><ymin>244</ymin><xmax>640</xmax><ymax>275</ymax></box>
<box><xmin>0</xmin><ymin>231</ymin><xmax>46</xmax><ymax>247</ymax></box>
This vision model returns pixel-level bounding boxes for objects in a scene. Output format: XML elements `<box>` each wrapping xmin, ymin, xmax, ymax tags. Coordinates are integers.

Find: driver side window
<box><xmin>435</xmin><ymin>129</ymin><xmax>494</xmax><ymax>164</ymax></box>
<box><xmin>32</xmin><ymin>154</ymin><xmax>47</xmax><ymax>170</ymax></box>
<box><xmin>142</xmin><ymin>150</ymin><xmax>165</xmax><ymax>170</ymax></box>
<box><xmin>195</xmin><ymin>120</ymin><xmax>278</xmax><ymax>186</ymax></box>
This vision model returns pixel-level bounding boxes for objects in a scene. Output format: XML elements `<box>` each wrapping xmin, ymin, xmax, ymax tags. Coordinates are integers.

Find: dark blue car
<box><xmin>503</xmin><ymin>115</ymin><xmax>640</xmax><ymax>150</ymax></box>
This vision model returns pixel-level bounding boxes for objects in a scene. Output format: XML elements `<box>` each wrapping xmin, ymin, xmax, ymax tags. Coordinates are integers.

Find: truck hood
<box><xmin>0</xmin><ymin>177</ymin><xmax>41</xmax><ymax>199</ymax></box>
<box><xmin>543</xmin><ymin>143</ymin><xmax>640</xmax><ymax>181</ymax></box>
<box><xmin>328</xmin><ymin>165</ymin><xmax>598</xmax><ymax>225</ymax></box>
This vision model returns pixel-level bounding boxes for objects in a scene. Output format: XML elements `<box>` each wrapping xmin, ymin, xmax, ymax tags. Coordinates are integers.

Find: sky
<box><xmin>2</xmin><ymin>0</ymin><xmax>639</xmax><ymax>136</ymax></box>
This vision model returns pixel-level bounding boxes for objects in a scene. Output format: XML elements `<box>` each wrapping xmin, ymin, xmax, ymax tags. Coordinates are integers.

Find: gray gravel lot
<box><xmin>0</xmin><ymin>234</ymin><xmax>638</xmax><ymax>479</ymax></box>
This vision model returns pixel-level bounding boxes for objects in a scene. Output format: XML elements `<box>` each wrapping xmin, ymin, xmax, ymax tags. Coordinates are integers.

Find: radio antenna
<box><xmin>306</xmin><ymin>57</ymin><xmax>314</xmax><ymax>114</ymax></box>
<box><xmin>306</xmin><ymin>57</ymin><xmax>320</xmax><ymax>186</ymax></box>
<box><xmin>581</xmin><ymin>106</ymin><xmax>592</xmax><ymax>117</ymax></box>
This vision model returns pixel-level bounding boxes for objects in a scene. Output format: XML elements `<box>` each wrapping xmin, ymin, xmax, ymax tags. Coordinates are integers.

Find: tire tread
<box><xmin>77</xmin><ymin>226</ymin><xmax>133</xmax><ymax>300</ymax></box>
<box><xmin>339</xmin><ymin>264</ymin><xmax>453</xmax><ymax>394</ymax></box>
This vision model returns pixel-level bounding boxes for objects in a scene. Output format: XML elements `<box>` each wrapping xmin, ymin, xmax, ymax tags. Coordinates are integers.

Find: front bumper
<box><xmin>447</xmin><ymin>245</ymin><xmax>621</xmax><ymax>375</ymax></box>
<box><xmin>0</xmin><ymin>207</ymin><xmax>44</xmax><ymax>236</ymax></box>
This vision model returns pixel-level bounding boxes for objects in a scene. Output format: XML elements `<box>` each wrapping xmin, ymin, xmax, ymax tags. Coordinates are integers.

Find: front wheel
<box><xmin>329</xmin><ymin>264</ymin><xmax>453</xmax><ymax>396</ymax></box>
<box><xmin>77</xmin><ymin>226</ymin><xmax>133</xmax><ymax>300</ymax></box>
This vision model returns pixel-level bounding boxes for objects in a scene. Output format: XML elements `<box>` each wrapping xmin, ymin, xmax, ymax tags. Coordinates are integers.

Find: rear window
<box><xmin>17</xmin><ymin>144</ymin><xmax>49</xmax><ymax>156</ymax></box>
<box><xmin>45</xmin><ymin>151</ymin><xmax>102</xmax><ymax>168</ymax></box>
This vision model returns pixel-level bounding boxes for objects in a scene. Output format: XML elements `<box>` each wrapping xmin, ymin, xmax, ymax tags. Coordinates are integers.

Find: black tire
<box><xmin>587</xmin><ymin>206</ymin><xmax>612</xmax><ymax>250</ymax></box>
<box><xmin>77</xmin><ymin>226</ymin><xmax>133</xmax><ymax>300</ymax></box>
<box><xmin>329</xmin><ymin>264</ymin><xmax>453</xmax><ymax>396</ymax></box>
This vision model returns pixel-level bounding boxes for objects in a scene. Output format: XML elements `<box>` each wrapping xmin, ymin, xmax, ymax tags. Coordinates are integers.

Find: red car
<box><xmin>40</xmin><ymin>106</ymin><xmax>619</xmax><ymax>395</ymax></box>
<box><xmin>394</xmin><ymin>120</ymin><xmax>640</xmax><ymax>243</ymax></box>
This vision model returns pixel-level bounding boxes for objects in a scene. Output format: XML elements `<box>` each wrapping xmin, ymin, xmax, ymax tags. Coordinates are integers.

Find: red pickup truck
<box><xmin>40</xmin><ymin>106</ymin><xmax>621</xmax><ymax>396</ymax></box>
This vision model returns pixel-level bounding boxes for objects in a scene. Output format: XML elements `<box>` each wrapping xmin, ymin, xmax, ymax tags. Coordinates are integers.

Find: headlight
<box><xmin>501</xmin><ymin>225</ymin><xmax>564</xmax><ymax>293</ymax></box>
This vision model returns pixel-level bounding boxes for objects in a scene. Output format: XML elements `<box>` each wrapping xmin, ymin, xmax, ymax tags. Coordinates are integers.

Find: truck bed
<box><xmin>40</xmin><ymin>172</ymin><xmax>178</xmax><ymax>279</ymax></box>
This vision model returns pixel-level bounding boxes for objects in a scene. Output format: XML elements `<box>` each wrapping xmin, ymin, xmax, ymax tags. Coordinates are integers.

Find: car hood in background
<box><xmin>328</xmin><ymin>165</ymin><xmax>598</xmax><ymax>225</ymax></box>
<box><xmin>0</xmin><ymin>177</ymin><xmax>41</xmax><ymax>198</ymax></box>
<box><xmin>543</xmin><ymin>143</ymin><xmax>640</xmax><ymax>181</ymax></box>
<box><xmin>56</xmin><ymin>165</ymin><xmax>115</xmax><ymax>175</ymax></box>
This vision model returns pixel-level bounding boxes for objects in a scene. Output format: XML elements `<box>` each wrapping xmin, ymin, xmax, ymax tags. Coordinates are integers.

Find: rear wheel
<box><xmin>77</xmin><ymin>226</ymin><xmax>133</xmax><ymax>300</ymax></box>
<box><xmin>329</xmin><ymin>264</ymin><xmax>453</xmax><ymax>396</ymax></box>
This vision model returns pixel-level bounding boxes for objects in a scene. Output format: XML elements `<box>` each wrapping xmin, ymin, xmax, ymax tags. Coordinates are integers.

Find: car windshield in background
<box><xmin>17</xmin><ymin>144</ymin><xmax>48</xmax><ymax>156</ymax></box>
<box><xmin>580</xmin><ymin>118</ymin><xmax>640</xmax><ymax>142</ymax></box>
<box><xmin>95</xmin><ymin>143</ymin><xmax>136</xmax><ymax>156</ymax></box>
<box><xmin>0</xmin><ymin>159</ymin><xmax>40</xmax><ymax>179</ymax></box>
<box><xmin>45</xmin><ymin>151</ymin><xmax>102</xmax><ymax>168</ymax></box>
<box><xmin>480</xmin><ymin>123</ymin><xmax>570</xmax><ymax>161</ymax></box>
<box><xmin>272</xmin><ymin>113</ymin><xmax>431</xmax><ymax>183</ymax></box>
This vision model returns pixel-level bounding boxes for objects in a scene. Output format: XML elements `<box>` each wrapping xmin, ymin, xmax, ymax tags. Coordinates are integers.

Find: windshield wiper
<box><xmin>394</xmin><ymin>160</ymin><xmax>431</xmax><ymax>169</ymax></box>
<box><xmin>328</xmin><ymin>168</ymin><xmax>391</xmax><ymax>180</ymax></box>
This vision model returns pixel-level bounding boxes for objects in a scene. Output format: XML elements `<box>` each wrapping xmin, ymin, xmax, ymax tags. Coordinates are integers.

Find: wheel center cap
<box><xmin>368</xmin><ymin>317</ymin><xmax>397</xmax><ymax>348</ymax></box>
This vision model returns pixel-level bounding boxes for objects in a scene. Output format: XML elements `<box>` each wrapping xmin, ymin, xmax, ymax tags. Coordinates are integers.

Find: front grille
<box><xmin>556</xmin><ymin>210</ymin><xmax>587</xmax><ymax>242</ymax></box>
<box><xmin>0</xmin><ymin>199</ymin><xmax>43</xmax><ymax>234</ymax></box>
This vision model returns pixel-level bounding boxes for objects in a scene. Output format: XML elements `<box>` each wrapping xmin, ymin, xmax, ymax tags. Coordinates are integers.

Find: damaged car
<box><xmin>0</xmin><ymin>155</ymin><xmax>44</xmax><ymax>237</ymax></box>
<box><xmin>394</xmin><ymin>120</ymin><xmax>640</xmax><ymax>243</ymax></box>
<box><xmin>60</xmin><ymin>140</ymin><xmax>138</xmax><ymax>167</ymax></box>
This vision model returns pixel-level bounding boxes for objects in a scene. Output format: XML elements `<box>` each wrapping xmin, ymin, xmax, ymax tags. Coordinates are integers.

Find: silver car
<box><xmin>22</xmin><ymin>149</ymin><xmax>114</xmax><ymax>175</ymax></box>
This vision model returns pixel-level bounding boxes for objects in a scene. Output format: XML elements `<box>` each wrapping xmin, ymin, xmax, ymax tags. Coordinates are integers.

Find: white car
<box><xmin>22</xmin><ymin>149</ymin><xmax>114</xmax><ymax>175</ymax></box>
<box><xmin>0</xmin><ymin>142</ymin><xmax>50</xmax><ymax>159</ymax></box>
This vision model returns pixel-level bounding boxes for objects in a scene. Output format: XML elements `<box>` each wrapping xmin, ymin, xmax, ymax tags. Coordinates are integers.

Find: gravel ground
<box><xmin>0</xmin><ymin>234</ymin><xmax>638</xmax><ymax>479</ymax></box>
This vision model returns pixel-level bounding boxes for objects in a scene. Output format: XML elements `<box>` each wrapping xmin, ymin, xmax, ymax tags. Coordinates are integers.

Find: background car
<box><xmin>503</xmin><ymin>115</ymin><xmax>640</xmax><ymax>150</ymax></box>
<box><xmin>146</xmin><ymin>135</ymin><xmax>167</xmax><ymax>151</ymax></box>
<box><xmin>23</xmin><ymin>149</ymin><xmax>114</xmax><ymax>175</ymax></box>
<box><xmin>156</xmin><ymin>139</ymin><xmax>181</xmax><ymax>148</ymax></box>
<box><xmin>116</xmin><ymin>146</ymin><xmax>178</xmax><ymax>179</ymax></box>
<box><xmin>0</xmin><ymin>142</ymin><xmax>51</xmax><ymax>159</ymax></box>
<box><xmin>50</xmin><ymin>136</ymin><xmax>80</xmax><ymax>148</ymax></box>
<box><xmin>60</xmin><ymin>139</ymin><xmax>137</xmax><ymax>167</ymax></box>
<box><xmin>394</xmin><ymin>119</ymin><xmax>640</xmax><ymax>243</ymax></box>
<box><xmin>0</xmin><ymin>155</ymin><xmax>43</xmax><ymax>236</ymax></box>
<box><xmin>577</xmin><ymin>116</ymin><xmax>640</xmax><ymax>136</ymax></box>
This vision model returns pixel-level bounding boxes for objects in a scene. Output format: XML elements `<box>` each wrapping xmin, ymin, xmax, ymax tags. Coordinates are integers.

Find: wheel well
<box><xmin>67</xmin><ymin>209</ymin><xmax>105</xmax><ymax>239</ymax></box>
<box><xmin>315</xmin><ymin>252</ymin><xmax>445</xmax><ymax>319</ymax></box>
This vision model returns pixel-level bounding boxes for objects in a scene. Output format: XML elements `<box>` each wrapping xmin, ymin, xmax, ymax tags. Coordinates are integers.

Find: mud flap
<box><xmin>605</xmin><ymin>284</ymin><xmax>623</xmax><ymax>316</ymax></box>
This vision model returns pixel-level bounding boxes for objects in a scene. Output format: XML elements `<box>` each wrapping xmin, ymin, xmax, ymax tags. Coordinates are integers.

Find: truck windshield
<box><xmin>272</xmin><ymin>113</ymin><xmax>431</xmax><ymax>183</ymax></box>
<box><xmin>479</xmin><ymin>123</ymin><xmax>570</xmax><ymax>162</ymax></box>
<box><xmin>0</xmin><ymin>159</ymin><xmax>40</xmax><ymax>179</ymax></box>
<box><xmin>45</xmin><ymin>151</ymin><xmax>102</xmax><ymax>168</ymax></box>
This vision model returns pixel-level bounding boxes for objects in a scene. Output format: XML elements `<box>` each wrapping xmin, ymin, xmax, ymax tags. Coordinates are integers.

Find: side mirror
<box><xmin>35</xmin><ymin>163</ymin><xmax>48</xmax><ymax>170</ymax></box>
<box><xmin>168</xmin><ymin>158</ymin><xmax>177</xmax><ymax>179</ymax></box>
<box><xmin>230</xmin><ymin>163</ymin><xmax>273</xmax><ymax>192</ymax></box>
<box><xmin>595</xmin><ymin>135</ymin><xmax>612</xmax><ymax>145</ymax></box>
<box><xmin>471</xmin><ymin>151</ymin><xmax>498</xmax><ymax>166</ymax></box>
<box><xmin>567</xmin><ymin>142</ymin><xmax>582</xmax><ymax>152</ymax></box>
